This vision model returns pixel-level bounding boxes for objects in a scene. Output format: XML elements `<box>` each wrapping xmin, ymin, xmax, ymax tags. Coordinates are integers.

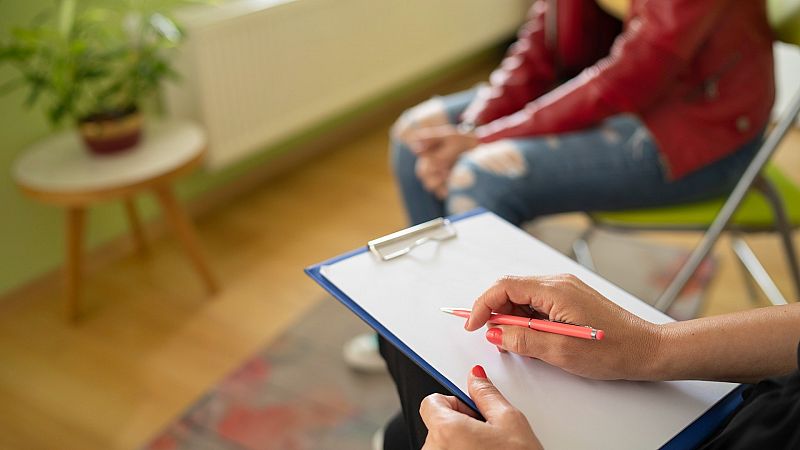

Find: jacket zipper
<box><xmin>687</xmin><ymin>51</ymin><xmax>743</xmax><ymax>101</ymax></box>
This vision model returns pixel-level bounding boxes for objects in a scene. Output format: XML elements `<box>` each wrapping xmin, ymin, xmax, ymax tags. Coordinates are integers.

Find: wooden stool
<box><xmin>13</xmin><ymin>119</ymin><xmax>219</xmax><ymax>321</ymax></box>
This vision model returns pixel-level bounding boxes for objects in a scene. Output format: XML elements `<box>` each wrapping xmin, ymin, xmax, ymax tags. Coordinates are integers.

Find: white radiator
<box><xmin>164</xmin><ymin>0</ymin><xmax>528</xmax><ymax>169</ymax></box>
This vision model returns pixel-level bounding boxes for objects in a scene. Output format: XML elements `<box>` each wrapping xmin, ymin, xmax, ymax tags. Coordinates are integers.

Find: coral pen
<box><xmin>440</xmin><ymin>307</ymin><xmax>605</xmax><ymax>341</ymax></box>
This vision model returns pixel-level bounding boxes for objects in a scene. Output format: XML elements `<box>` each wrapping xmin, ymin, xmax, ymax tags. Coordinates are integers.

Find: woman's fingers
<box><xmin>486</xmin><ymin>325</ymin><xmax>566</xmax><ymax>360</ymax></box>
<box><xmin>467</xmin><ymin>366</ymin><xmax>517</xmax><ymax>423</ymax></box>
<box><xmin>433</xmin><ymin>184</ymin><xmax>449</xmax><ymax>200</ymax></box>
<box><xmin>465</xmin><ymin>277</ymin><xmax>520</xmax><ymax>331</ymax></box>
<box><xmin>468</xmin><ymin>275</ymin><xmax>666</xmax><ymax>381</ymax></box>
<box><xmin>410</xmin><ymin>135</ymin><xmax>442</xmax><ymax>155</ymax></box>
<box><xmin>466</xmin><ymin>276</ymin><xmax>550</xmax><ymax>331</ymax></box>
<box><xmin>466</xmin><ymin>274</ymin><xmax>598</xmax><ymax>331</ymax></box>
<box><xmin>420</xmin><ymin>393</ymin><xmax>480</xmax><ymax>423</ymax></box>
<box><xmin>408</xmin><ymin>125</ymin><xmax>455</xmax><ymax>154</ymax></box>
<box><xmin>422</xmin><ymin>368</ymin><xmax>543</xmax><ymax>450</ymax></box>
<box><xmin>462</xmin><ymin>303</ymin><xmax>530</xmax><ymax>332</ymax></box>
<box><xmin>415</xmin><ymin>158</ymin><xmax>449</xmax><ymax>193</ymax></box>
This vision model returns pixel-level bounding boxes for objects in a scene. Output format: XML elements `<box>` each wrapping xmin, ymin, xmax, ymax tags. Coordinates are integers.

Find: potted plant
<box><xmin>0</xmin><ymin>0</ymin><xmax>186</xmax><ymax>155</ymax></box>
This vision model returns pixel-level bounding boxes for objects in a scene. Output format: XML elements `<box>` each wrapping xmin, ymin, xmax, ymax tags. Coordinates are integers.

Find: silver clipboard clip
<box><xmin>368</xmin><ymin>217</ymin><xmax>457</xmax><ymax>261</ymax></box>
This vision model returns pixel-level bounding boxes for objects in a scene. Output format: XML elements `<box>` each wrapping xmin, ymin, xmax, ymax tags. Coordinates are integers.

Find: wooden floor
<box><xmin>1</xmin><ymin>75</ymin><xmax>799</xmax><ymax>448</ymax></box>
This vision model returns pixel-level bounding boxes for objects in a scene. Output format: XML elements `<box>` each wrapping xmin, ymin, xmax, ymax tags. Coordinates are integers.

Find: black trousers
<box><xmin>378</xmin><ymin>335</ymin><xmax>451</xmax><ymax>450</ymax></box>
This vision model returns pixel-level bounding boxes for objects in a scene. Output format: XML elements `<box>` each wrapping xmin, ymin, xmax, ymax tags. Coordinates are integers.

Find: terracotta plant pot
<box><xmin>78</xmin><ymin>107</ymin><xmax>143</xmax><ymax>155</ymax></box>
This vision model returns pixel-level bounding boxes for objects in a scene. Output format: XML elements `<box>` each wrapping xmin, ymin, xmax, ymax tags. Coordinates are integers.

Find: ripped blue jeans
<box><xmin>391</xmin><ymin>89</ymin><xmax>762</xmax><ymax>226</ymax></box>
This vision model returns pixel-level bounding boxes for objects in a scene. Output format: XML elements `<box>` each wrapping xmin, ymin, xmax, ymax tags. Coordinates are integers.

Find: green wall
<box><xmin>0</xmin><ymin>1</ymin><xmax>310</xmax><ymax>295</ymax></box>
<box><xmin>0</xmin><ymin>2</ymin><xmax>505</xmax><ymax>296</ymax></box>
<box><xmin>1</xmin><ymin>1</ymin><xmax>74</xmax><ymax>295</ymax></box>
<box><xmin>1</xmin><ymin>2</ymin><xmax>310</xmax><ymax>295</ymax></box>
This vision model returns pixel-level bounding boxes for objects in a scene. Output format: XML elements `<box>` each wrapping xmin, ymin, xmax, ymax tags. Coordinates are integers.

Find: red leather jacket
<box><xmin>463</xmin><ymin>0</ymin><xmax>775</xmax><ymax>179</ymax></box>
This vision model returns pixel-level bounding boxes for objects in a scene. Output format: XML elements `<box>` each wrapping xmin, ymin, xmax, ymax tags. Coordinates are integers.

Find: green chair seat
<box><xmin>769</xmin><ymin>0</ymin><xmax>800</xmax><ymax>45</ymax></box>
<box><xmin>591</xmin><ymin>165</ymin><xmax>800</xmax><ymax>230</ymax></box>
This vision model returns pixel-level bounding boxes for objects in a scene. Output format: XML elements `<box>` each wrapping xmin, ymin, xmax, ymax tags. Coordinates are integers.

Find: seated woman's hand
<box><xmin>415</xmin><ymin>155</ymin><xmax>450</xmax><ymax>199</ymax></box>
<box><xmin>420</xmin><ymin>365</ymin><xmax>542</xmax><ymax>450</ymax></box>
<box><xmin>465</xmin><ymin>274</ymin><xmax>663</xmax><ymax>381</ymax></box>
<box><xmin>390</xmin><ymin>97</ymin><xmax>451</xmax><ymax>144</ymax></box>
<box><xmin>409</xmin><ymin>125</ymin><xmax>479</xmax><ymax>198</ymax></box>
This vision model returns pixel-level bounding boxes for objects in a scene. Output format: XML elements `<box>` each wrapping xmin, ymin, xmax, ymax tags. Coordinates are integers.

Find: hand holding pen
<box><xmin>442</xmin><ymin>307</ymin><xmax>605</xmax><ymax>340</ymax></box>
<box><xmin>456</xmin><ymin>274</ymin><xmax>664</xmax><ymax>381</ymax></box>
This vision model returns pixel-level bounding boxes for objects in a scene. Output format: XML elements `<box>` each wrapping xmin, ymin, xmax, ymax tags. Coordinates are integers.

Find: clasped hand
<box><xmin>407</xmin><ymin>125</ymin><xmax>479</xmax><ymax>199</ymax></box>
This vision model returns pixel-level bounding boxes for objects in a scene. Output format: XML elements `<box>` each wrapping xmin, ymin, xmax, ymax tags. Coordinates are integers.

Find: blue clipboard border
<box><xmin>304</xmin><ymin>208</ymin><xmax>743</xmax><ymax>449</ymax></box>
<box><xmin>304</xmin><ymin>208</ymin><xmax>486</xmax><ymax>413</ymax></box>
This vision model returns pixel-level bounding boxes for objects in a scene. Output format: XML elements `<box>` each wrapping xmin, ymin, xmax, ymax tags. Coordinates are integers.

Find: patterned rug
<box><xmin>143</xmin><ymin>227</ymin><xmax>714</xmax><ymax>450</ymax></box>
<box><xmin>143</xmin><ymin>300</ymin><xmax>394</xmax><ymax>450</ymax></box>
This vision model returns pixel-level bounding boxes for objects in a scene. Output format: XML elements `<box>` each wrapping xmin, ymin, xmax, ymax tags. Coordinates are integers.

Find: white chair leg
<box><xmin>731</xmin><ymin>237</ymin><xmax>789</xmax><ymax>306</ymax></box>
<box><xmin>753</xmin><ymin>176</ymin><xmax>800</xmax><ymax>300</ymax></box>
<box><xmin>730</xmin><ymin>234</ymin><xmax>761</xmax><ymax>305</ymax></box>
<box><xmin>571</xmin><ymin>227</ymin><xmax>596</xmax><ymax>271</ymax></box>
<box><xmin>654</xmin><ymin>83</ymin><xmax>800</xmax><ymax>312</ymax></box>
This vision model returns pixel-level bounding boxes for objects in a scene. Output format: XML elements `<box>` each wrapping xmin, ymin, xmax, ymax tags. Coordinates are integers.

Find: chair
<box><xmin>574</xmin><ymin>0</ymin><xmax>800</xmax><ymax>312</ymax></box>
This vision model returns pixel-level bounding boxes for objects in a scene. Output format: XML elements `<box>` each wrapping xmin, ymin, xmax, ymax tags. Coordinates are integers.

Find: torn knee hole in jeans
<box><xmin>627</xmin><ymin>126</ymin><xmax>650</xmax><ymax>160</ymax></box>
<box><xmin>448</xmin><ymin>165</ymin><xmax>476</xmax><ymax>189</ymax></box>
<box><xmin>447</xmin><ymin>195</ymin><xmax>478</xmax><ymax>214</ymax></box>
<box><xmin>469</xmin><ymin>141</ymin><xmax>528</xmax><ymax>178</ymax></box>
<box><xmin>601</xmin><ymin>126</ymin><xmax>622</xmax><ymax>145</ymax></box>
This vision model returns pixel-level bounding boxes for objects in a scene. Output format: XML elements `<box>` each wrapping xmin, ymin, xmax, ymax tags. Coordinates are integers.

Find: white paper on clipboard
<box><xmin>318</xmin><ymin>212</ymin><xmax>737</xmax><ymax>450</ymax></box>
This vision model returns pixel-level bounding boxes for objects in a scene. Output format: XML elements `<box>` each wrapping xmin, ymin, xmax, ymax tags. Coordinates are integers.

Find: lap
<box><xmin>379</xmin><ymin>335</ymin><xmax>449</xmax><ymax>449</ymax></box>
<box><xmin>445</xmin><ymin>115</ymin><xmax>759</xmax><ymax>225</ymax></box>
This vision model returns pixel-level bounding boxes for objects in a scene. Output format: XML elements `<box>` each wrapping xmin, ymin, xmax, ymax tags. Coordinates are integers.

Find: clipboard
<box><xmin>305</xmin><ymin>209</ymin><xmax>745</xmax><ymax>449</ymax></box>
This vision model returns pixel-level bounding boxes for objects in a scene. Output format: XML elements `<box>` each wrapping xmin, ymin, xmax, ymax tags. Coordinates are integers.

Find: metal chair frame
<box><xmin>573</xmin><ymin>86</ymin><xmax>800</xmax><ymax>312</ymax></box>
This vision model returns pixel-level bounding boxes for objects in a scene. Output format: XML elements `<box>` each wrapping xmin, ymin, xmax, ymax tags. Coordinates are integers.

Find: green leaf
<box><xmin>2</xmin><ymin>0</ymin><xmax>193</xmax><ymax>125</ymax></box>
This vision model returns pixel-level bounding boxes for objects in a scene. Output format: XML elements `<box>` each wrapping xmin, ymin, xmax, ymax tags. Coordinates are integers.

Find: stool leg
<box><xmin>65</xmin><ymin>207</ymin><xmax>86</xmax><ymax>321</ymax></box>
<box><xmin>123</xmin><ymin>197</ymin><xmax>148</xmax><ymax>253</ymax></box>
<box><xmin>153</xmin><ymin>185</ymin><xmax>219</xmax><ymax>294</ymax></box>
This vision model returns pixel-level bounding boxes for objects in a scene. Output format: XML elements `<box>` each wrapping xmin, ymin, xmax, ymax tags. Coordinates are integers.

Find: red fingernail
<box><xmin>471</xmin><ymin>365</ymin><xmax>487</xmax><ymax>379</ymax></box>
<box><xmin>486</xmin><ymin>328</ymin><xmax>502</xmax><ymax>346</ymax></box>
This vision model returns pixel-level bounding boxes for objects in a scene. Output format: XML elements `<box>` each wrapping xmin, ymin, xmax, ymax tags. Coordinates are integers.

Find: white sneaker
<box><xmin>371</xmin><ymin>425</ymin><xmax>385</xmax><ymax>450</ymax></box>
<box><xmin>343</xmin><ymin>333</ymin><xmax>387</xmax><ymax>373</ymax></box>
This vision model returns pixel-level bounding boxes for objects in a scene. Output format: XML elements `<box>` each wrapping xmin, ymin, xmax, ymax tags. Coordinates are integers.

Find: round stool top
<box><xmin>13</xmin><ymin>119</ymin><xmax>205</xmax><ymax>203</ymax></box>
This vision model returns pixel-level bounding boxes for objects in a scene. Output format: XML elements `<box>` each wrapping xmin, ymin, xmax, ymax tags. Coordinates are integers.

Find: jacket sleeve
<box><xmin>474</xmin><ymin>0</ymin><xmax>733</xmax><ymax>142</ymax></box>
<box><xmin>459</xmin><ymin>1</ymin><xmax>557</xmax><ymax>126</ymax></box>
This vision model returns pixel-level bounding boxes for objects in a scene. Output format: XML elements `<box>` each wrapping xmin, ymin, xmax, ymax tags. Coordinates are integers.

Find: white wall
<box><xmin>166</xmin><ymin>0</ymin><xmax>530</xmax><ymax>169</ymax></box>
